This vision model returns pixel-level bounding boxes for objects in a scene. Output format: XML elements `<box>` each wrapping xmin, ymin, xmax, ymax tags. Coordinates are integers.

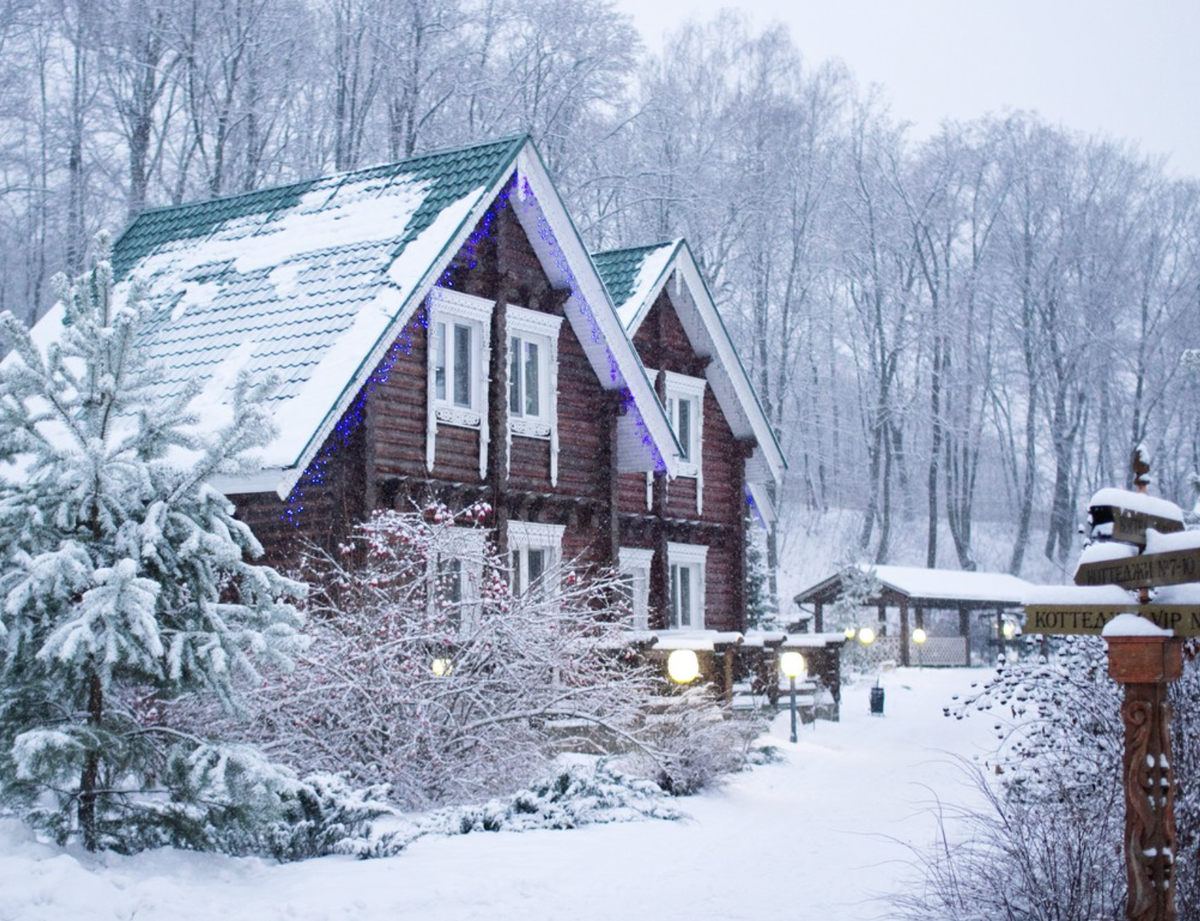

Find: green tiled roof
<box><xmin>102</xmin><ymin>135</ymin><xmax>526</xmax><ymax>470</ymax></box>
<box><xmin>591</xmin><ymin>242</ymin><xmax>675</xmax><ymax>315</ymax></box>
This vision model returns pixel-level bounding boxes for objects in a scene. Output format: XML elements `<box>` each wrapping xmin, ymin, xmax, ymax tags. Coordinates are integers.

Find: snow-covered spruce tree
<box><xmin>744</xmin><ymin>520</ymin><xmax>778</xmax><ymax>631</ymax></box>
<box><xmin>252</xmin><ymin>505</ymin><xmax>660</xmax><ymax>810</ymax></box>
<box><xmin>0</xmin><ymin>240</ymin><xmax>305</xmax><ymax>852</ymax></box>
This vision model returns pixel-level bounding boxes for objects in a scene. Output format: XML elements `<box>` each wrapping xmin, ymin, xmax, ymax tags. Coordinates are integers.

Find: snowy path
<box><xmin>0</xmin><ymin>668</ymin><xmax>999</xmax><ymax>921</ymax></box>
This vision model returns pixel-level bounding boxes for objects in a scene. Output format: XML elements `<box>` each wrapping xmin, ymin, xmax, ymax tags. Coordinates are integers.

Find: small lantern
<box><xmin>779</xmin><ymin>651</ymin><xmax>806</xmax><ymax>678</ymax></box>
<box><xmin>844</xmin><ymin>626</ymin><xmax>857</xmax><ymax>640</ymax></box>
<box><xmin>1002</xmin><ymin>620</ymin><xmax>1017</xmax><ymax>640</ymax></box>
<box><xmin>912</xmin><ymin>627</ymin><xmax>927</xmax><ymax>645</ymax></box>
<box><xmin>858</xmin><ymin>626</ymin><xmax>877</xmax><ymax>646</ymax></box>
<box><xmin>667</xmin><ymin>648</ymin><xmax>701</xmax><ymax>684</ymax></box>
<box><xmin>431</xmin><ymin>657</ymin><xmax>453</xmax><ymax>677</ymax></box>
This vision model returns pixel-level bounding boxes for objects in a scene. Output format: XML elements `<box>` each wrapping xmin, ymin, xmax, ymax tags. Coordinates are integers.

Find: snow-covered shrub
<box><xmin>251</xmin><ymin>507</ymin><xmax>659</xmax><ymax>810</ymax></box>
<box><xmin>414</xmin><ymin>761</ymin><xmax>680</xmax><ymax>839</ymax></box>
<box><xmin>909</xmin><ymin>637</ymin><xmax>1200</xmax><ymax>919</ymax></box>
<box><xmin>632</xmin><ymin>687</ymin><xmax>763</xmax><ymax>796</ymax></box>
<box><xmin>0</xmin><ymin>241</ymin><xmax>304</xmax><ymax>851</ymax></box>
<box><xmin>893</xmin><ymin>759</ymin><xmax>1123</xmax><ymax>921</ymax></box>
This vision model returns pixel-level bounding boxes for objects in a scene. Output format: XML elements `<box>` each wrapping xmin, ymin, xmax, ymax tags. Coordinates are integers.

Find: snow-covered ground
<box><xmin>0</xmin><ymin>667</ymin><xmax>999</xmax><ymax>921</ymax></box>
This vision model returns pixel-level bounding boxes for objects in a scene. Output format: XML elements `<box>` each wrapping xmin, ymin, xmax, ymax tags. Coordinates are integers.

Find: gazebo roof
<box><xmin>794</xmin><ymin>564</ymin><xmax>1033</xmax><ymax>608</ymax></box>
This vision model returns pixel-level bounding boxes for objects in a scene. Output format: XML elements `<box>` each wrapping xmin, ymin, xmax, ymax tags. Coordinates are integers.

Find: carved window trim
<box><xmin>426</xmin><ymin>288</ymin><xmax>493</xmax><ymax>479</ymax></box>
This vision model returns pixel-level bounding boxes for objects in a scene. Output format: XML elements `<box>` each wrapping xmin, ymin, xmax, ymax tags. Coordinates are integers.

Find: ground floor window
<box><xmin>667</xmin><ymin>541</ymin><xmax>708</xmax><ymax>629</ymax></box>
<box><xmin>508</xmin><ymin>521</ymin><xmax>565</xmax><ymax>597</ymax></box>
<box><xmin>618</xmin><ymin>547</ymin><xmax>654</xmax><ymax>630</ymax></box>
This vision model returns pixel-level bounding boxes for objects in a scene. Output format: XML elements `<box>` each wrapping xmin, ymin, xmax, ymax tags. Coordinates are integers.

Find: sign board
<box><xmin>1025</xmin><ymin>604</ymin><xmax>1200</xmax><ymax>636</ymax></box>
<box><xmin>1073</xmin><ymin>547</ymin><xmax>1200</xmax><ymax>590</ymax></box>
<box><xmin>1098</xmin><ymin>506</ymin><xmax>1186</xmax><ymax>547</ymax></box>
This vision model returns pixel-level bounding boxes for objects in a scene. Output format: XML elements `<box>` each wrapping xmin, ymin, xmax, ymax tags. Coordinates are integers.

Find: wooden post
<box><xmin>814</xmin><ymin>601</ymin><xmax>824</xmax><ymax>633</ymax></box>
<box><xmin>899</xmin><ymin>600</ymin><xmax>910</xmax><ymax>667</ymax></box>
<box><xmin>1105</xmin><ymin>634</ymin><xmax>1182</xmax><ymax>921</ymax></box>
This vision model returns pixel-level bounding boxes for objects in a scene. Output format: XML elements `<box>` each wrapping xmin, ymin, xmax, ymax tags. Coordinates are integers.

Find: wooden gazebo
<box><xmin>793</xmin><ymin>565</ymin><xmax>1033</xmax><ymax>666</ymax></box>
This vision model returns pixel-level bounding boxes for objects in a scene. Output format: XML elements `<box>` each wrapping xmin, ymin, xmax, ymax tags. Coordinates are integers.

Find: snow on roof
<box><xmin>93</xmin><ymin>137</ymin><xmax>526</xmax><ymax>478</ymax></box>
<box><xmin>592</xmin><ymin>241</ymin><xmax>680</xmax><ymax>330</ymax></box>
<box><xmin>796</xmin><ymin>564</ymin><xmax>1035</xmax><ymax>606</ymax></box>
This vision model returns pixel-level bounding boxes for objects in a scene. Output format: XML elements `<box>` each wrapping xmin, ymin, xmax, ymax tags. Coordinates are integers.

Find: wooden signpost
<box><xmin>1024</xmin><ymin>462</ymin><xmax>1192</xmax><ymax>921</ymax></box>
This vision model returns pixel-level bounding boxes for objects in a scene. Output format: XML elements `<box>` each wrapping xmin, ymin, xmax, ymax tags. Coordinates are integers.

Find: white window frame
<box><xmin>426</xmin><ymin>288</ymin><xmax>493</xmax><ymax>479</ymax></box>
<box><xmin>428</xmin><ymin>527</ymin><xmax>486</xmax><ymax>635</ymax></box>
<box><xmin>618</xmin><ymin>547</ymin><xmax>655</xmax><ymax>631</ymax></box>
<box><xmin>667</xmin><ymin>541</ymin><xmax>708</xmax><ymax>630</ymax></box>
<box><xmin>506</xmin><ymin>304</ymin><xmax>564</xmax><ymax>485</ymax></box>
<box><xmin>651</xmin><ymin>369</ymin><xmax>707</xmax><ymax>513</ymax></box>
<box><xmin>508</xmin><ymin>520</ymin><xmax>566</xmax><ymax>596</ymax></box>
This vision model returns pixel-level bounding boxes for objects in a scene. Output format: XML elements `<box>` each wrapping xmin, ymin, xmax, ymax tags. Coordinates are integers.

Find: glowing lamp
<box><xmin>779</xmin><ymin>651</ymin><xmax>806</xmax><ymax>679</ymax></box>
<box><xmin>667</xmin><ymin>648</ymin><xmax>701</xmax><ymax>684</ymax></box>
<box><xmin>858</xmin><ymin>626</ymin><xmax>877</xmax><ymax>646</ymax></box>
<box><xmin>431</xmin><ymin>657</ymin><xmax>453</xmax><ymax>677</ymax></box>
<box><xmin>912</xmin><ymin>628</ymin><xmax>928</xmax><ymax>645</ymax></box>
<box><xmin>1002</xmin><ymin>620</ymin><xmax>1017</xmax><ymax>639</ymax></box>
<box><xmin>844</xmin><ymin>626</ymin><xmax>857</xmax><ymax>640</ymax></box>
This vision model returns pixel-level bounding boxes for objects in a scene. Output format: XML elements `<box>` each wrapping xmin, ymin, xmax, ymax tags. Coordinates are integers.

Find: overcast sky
<box><xmin>614</xmin><ymin>0</ymin><xmax>1200</xmax><ymax>178</ymax></box>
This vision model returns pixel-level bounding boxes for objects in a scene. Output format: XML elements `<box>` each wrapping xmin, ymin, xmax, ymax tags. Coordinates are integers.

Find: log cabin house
<box><xmin>93</xmin><ymin>135</ymin><xmax>785</xmax><ymax>640</ymax></box>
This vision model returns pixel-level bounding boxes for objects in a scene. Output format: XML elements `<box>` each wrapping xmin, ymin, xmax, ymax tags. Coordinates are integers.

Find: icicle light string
<box><xmin>283</xmin><ymin>172</ymin><xmax>663</xmax><ymax>525</ymax></box>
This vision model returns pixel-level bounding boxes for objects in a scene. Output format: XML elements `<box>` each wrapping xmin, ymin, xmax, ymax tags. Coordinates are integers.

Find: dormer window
<box><xmin>505</xmin><ymin>304</ymin><xmax>564</xmax><ymax>485</ymax></box>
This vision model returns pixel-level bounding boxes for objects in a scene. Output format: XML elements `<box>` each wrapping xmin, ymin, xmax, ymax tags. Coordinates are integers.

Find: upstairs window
<box><xmin>509</xmin><ymin>333</ymin><xmax>546</xmax><ymax>421</ymax></box>
<box><xmin>506</xmin><ymin>305</ymin><xmax>562</xmax><ymax>440</ymax></box>
<box><xmin>651</xmin><ymin>370</ymin><xmax>706</xmax><ymax>477</ymax></box>
<box><xmin>434</xmin><ymin>320</ymin><xmax>479</xmax><ymax>411</ymax></box>
<box><xmin>428</xmin><ymin>289</ymin><xmax>492</xmax><ymax>430</ymax></box>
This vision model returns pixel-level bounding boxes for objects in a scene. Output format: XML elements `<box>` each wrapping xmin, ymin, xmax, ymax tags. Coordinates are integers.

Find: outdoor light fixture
<box><xmin>431</xmin><ymin>657</ymin><xmax>453</xmax><ymax>677</ymax></box>
<box><xmin>844</xmin><ymin>626</ymin><xmax>857</xmax><ymax>640</ymax></box>
<box><xmin>779</xmin><ymin>651</ymin><xmax>806</xmax><ymax>679</ymax></box>
<box><xmin>667</xmin><ymin>648</ymin><xmax>701</xmax><ymax>684</ymax></box>
<box><xmin>1002</xmin><ymin>620</ymin><xmax>1017</xmax><ymax>639</ymax></box>
<box><xmin>858</xmin><ymin>626</ymin><xmax>876</xmax><ymax>645</ymax></box>
<box><xmin>779</xmin><ymin>651</ymin><xmax>807</xmax><ymax>744</ymax></box>
<box><xmin>912</xmin><ymin>627</ymin><xmax>927</xmax><ymax>669</ymax></box>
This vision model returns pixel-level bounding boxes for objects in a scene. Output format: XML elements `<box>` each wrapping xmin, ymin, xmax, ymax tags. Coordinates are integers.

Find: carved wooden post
<box><xmin>1107</xmin><ymin>448</ymin><xmax>1180</xmax><ymax>921</ymax></box>
<box><xmin>1105</xmin><ymin>634</ymin><xmax>1182</xmax><ymax>921</ymax></box>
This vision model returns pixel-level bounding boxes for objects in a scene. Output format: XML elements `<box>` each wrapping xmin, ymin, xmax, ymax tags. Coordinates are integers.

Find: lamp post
<box><xmin>667</xmin><ymin>648</ymin><xmax>701</xmax><ymax>685</ymax></box>
<box><xmin>859</xmin><ymin>627</ymin><xmax>884</xmax><ymax>715</ymax></box>
<box><xmin>912</xmin><ymin>627</ymin><xmax>927</xmax><ymax>669</ymax></box>
<box><xmin>779</xmin><ymin>651</ymin><xmax>806</xmax><ymax>744</ymax></box>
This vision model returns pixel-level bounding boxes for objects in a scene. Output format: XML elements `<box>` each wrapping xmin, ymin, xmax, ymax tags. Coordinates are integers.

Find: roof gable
<box><xmin>592</xmin><ymin>240</ymin><xmax>786</xmax><ymax>487</ymax></box>
<box><xmin>38</xmin><ymin>136</ymin><xmax>681</xmax><ymax>496</ymax></box>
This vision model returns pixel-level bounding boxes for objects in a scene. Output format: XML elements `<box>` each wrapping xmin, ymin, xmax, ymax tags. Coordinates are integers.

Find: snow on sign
<box><xmin>1073</xmin><ymin>547</ymin><xmax>1200</xmax><ymax>589</ymax></box>
<box><xmin>1025</xmin><ymin>604</ymin><xmax>1200</xmax><ymax>636</ymax></box>
<box><xmin>1088</xmin><ymin>487</ymin><xmax>1185</xmax><ymax>548</ymax></box>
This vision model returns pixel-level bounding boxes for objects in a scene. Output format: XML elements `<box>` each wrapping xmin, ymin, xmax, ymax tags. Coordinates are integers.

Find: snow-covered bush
<box><xmin>631</xmin><ymin>687</ymin><xmax>763</xmax><ymax>796</ymax></box>
<box><xmin>251</xmin><ymin>506</ymin><xmax>660</xmax><ymax>810</ymax></box>
<box><xmin>893</xmin><ymin>759</ymin><xmax>1123</xmax><ymax>921</ymax></box>
<box><xmin>0</xmin><ymin>241</ymin><xmax>305</xmax><ymax>852</ymax></box>
<box><xmin>909</xmin><ymin>637</ymin><xmax>1200</xmax><ymax>919</ymax></box>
